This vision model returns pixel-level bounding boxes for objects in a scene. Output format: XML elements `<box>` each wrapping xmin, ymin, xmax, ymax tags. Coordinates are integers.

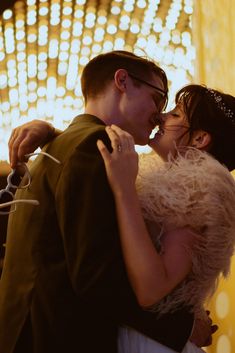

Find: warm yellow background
<box><xmin>193</xmin><ymin>1</ymin><xmax>235</xmax><ymax>352</ymax></box>
<box><xmin>193</xmin><ymin>0</ymin><xmax>235</xmax><ymax>95</ymax></box>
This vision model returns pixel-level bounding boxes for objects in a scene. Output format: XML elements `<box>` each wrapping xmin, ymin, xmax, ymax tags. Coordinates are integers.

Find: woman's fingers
<box><xmin>97</xmin><ymin>127</ymin><xmax>138</xmax><ymax>193</ymax></box>
<box><xmin>105</xmin><ymin>125</ymin><xmax>135</xmax><ymax>152</ymax></box>
<box><xmin>105</xmin><ymin>126</ymin><xmax>122</xmax><ymax>152</ymax></box>
<box><xmin>96</xmin><ymin>140</ymin><xmax>111</xmax><ymax>164</ymax></box>
<box><xmin>97</xmin><ymin>125</ymin><xmax>136</xmax><ymax>161</ymax></box>
<box><xmin>110</xmin><ymin>125</ymin><xmax>135</xmax><ymax>151</ymax></box>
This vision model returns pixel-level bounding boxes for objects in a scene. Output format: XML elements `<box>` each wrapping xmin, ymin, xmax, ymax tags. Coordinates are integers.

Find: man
<box><xmin>0</xmin><ymin>51</ymin><xmax>209</xmax><ymax>353</ymax></box>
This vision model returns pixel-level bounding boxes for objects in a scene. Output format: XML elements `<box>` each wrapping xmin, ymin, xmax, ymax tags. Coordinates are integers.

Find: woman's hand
<box><xmin>98</xmin><ymin>125</ymin><xmax>194</xmax><ymax>308</ymax></box>
<box><xmin>8</xmin><ymin>120</ymin><xmax>57</xmax><ymax>168</ymax></box>
<box><xmin>190</xmin><ymin>311</ymin><xmax>218</xmax><ymax>347</ymax></box>
<box><xmin>97</xmin><ymin>125</ymin><xmax>138</xmax><ymax>195</ymax></box>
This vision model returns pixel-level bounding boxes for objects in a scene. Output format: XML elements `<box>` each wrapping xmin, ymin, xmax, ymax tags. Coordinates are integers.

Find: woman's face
<box><xmin>149</xmin><ymin>103</ymin><xmax>190</xmax><ymax>160</ymax></box>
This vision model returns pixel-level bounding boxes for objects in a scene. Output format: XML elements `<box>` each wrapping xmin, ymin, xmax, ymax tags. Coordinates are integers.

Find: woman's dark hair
<box><xmin>175</xmin><ymin>84</ymin><xmax>235</xmax><ymax>171</ymax></box>
<box><xmin>81</xmin><ymin>50</ymin><xmax>168</xmax><ymax>106</ymax></box>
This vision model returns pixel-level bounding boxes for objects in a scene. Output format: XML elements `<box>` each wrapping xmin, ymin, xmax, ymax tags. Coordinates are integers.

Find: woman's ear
<box><xmin>190</xmin><ymin>130</ymin><xmax>212</xmax><ymax>150</ymax></box>
<box><xmin>114</xmin><ymin>69</ymin><xmax>128</xmax><ymax>92</ymax></box>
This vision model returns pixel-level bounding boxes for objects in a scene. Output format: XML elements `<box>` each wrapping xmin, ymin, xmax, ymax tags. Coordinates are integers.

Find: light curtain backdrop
<box><xmin>193</xmin><ymin>1</ymin><xmax>235</xmax><ymax>353</ymax></box>
<box><xmin>0</xmin><ymin>0</ymin><xmax>234</xmax><ymax>351</ymax></box>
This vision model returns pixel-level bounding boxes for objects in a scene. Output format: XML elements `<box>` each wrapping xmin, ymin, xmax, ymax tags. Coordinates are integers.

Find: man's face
<box><xmin>120</xmin><ymin>72</ymin><xmax>167</xmax><ymax>145</ymax></box>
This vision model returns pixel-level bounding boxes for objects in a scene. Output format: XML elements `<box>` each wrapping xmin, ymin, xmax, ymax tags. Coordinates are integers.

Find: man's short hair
<box><xmin>81</xmin><ymin>50</ymin><xmax>168</xmax><ymax>103</ymax></box>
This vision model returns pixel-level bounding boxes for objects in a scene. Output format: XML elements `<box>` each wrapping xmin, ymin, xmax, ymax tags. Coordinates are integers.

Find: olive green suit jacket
<box><xmin>0</xmin><ymin>115</ymin><xmax>193</xmax><ymax>353</ymax></box>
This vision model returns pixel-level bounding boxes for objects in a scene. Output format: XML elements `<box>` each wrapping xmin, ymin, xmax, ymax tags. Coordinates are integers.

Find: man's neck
<box><xmin>85</xmin><ymin>99</ymin><xmax>123</xmax><ymax>127</ymax></box>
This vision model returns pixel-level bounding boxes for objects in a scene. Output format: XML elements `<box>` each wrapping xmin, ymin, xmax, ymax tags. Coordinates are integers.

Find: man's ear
<box><xmin>114</xmin><ymin>69</ymin><xmax>128</xmax><ymax>92</ymax></box>
<box><xmin>191</xmin><ymin>130</ymin><xmax>212</xmax><ymax>150</ymax></box>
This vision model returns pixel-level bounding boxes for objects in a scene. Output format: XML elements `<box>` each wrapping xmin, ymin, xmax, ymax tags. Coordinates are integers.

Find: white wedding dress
<box><xmin>118</xmin><ymin>326</ymin><xmax>205</xmax><ymax>353</ymax></box>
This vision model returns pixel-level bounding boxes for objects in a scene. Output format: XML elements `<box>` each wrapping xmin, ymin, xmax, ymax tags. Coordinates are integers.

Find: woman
<box><xmin>96</xmin><ymin>84</ymin><xmax>235</xmax><ymax>353</ymax></box>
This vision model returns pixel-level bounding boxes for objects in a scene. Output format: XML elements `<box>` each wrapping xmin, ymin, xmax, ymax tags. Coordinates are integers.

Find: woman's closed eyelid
<box><xmin>169</xmin><ymin>110</ymin><xmax>180</xmax><ymax>117</ymax></box>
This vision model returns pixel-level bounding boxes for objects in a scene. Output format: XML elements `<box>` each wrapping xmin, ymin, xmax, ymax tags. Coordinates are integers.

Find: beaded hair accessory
<box><xmin>206</xmin><ymin>88</ymin><xmax>235</xmax><ymax>125</ymax></box>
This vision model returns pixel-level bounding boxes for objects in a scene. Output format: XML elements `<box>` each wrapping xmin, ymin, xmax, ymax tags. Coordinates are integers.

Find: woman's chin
<box><xmin>148</xmin><ymin>144</ymin><xmax>166</xmax><ymax>160</ymax></box>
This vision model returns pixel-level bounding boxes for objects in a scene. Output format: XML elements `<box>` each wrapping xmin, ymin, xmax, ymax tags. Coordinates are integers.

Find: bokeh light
<box><xmin>0</xmin><ymin>0</ymin><xmax>194</xmax><ymax>161</ymax></box>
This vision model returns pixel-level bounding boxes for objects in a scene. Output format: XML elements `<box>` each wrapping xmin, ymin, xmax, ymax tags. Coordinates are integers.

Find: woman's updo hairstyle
<box><xmin>175</xmin><ymin>84</ymin><xmax>235</xmax><ymax>171</ymax></box>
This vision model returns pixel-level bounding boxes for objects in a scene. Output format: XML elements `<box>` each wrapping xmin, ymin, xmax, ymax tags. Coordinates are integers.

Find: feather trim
<box><xmin>137</xmin><ymin>149</ymin><xmax>235</xmax><ymax>316</ymax></box>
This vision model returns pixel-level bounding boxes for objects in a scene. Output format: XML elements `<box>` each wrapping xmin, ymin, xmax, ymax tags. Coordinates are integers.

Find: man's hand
<box><xmin>8</xmin><ymin>120</ymin><xmax>55</xmax><ymax>168</ymax></box>
<box><xmin>190</xmin><ymin>311</ymin><xmax>218</xmax><ymax>347</ymax></box>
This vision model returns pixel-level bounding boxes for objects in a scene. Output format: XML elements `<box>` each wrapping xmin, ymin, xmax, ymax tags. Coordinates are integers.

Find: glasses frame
<box><xmin>7</xmin><ymin>163</ymin><xmax>31</xmax><ymax>189</ymax></box>
<box><xmin>128</xmin><ymin>72</ymin><xmax>168</xmax><ymax>98</ymax></box>
<box><xmin>0</xmin><ymin>163</ymin><xmax>36</xmax><ymax>215</ymax></box>
<box><xmin>0</xmin><ymin>151</ymin><xmax>61</xmax><ymax>215</ymax></box>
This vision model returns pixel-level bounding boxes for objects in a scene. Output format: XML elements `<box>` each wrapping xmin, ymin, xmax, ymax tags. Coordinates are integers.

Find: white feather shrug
<box><xmin>136</xmin><ymin>149</ymin><xmax>235</xmax><ymax>317</ymax></box>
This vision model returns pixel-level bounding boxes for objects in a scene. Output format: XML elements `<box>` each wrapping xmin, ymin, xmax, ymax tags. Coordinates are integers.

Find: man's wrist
<box><xmin>40</xmin><ymin>123</ymin><xmax>56</xmax><ymax>148</ymax></box>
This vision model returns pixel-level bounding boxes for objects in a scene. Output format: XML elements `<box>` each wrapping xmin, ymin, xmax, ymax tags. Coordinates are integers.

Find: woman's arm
<box><xmin>8</xmin><ymin>119</ymin><xmax>62</xmax><ymax>168</ymax></box>
<box><xmin>97</xmin><ymin>125</ymin><xmax>195</xmax><ymax>307</ymax></box>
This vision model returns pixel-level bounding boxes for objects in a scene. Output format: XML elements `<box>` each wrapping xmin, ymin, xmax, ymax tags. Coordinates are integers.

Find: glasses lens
<box><xmin>0</xmin><ymin>190</ymin><xmax>16</xmax><ymax>215</ymax></box>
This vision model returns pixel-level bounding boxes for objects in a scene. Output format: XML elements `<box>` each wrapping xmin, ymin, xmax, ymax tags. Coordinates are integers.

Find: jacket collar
<box><xmin>70</xmin><ymin>114</ymin><xmax>106</xmax><ymax>127</ymax></box>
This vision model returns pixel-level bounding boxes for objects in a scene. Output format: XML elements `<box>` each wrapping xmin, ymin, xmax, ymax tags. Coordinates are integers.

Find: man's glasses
<box><xmin>128</xmin><ymin>72</ymin><xmax>168</xmax><ymax>112</ymax></box>
<box><xmin>0</xmin><ymin>151</ymin><xmax>60</xmax><ymax>215</ymax></box>
<box><xmin>128</xmin><ymin>73</ymin><xmax>168</xmax><ymax>98</ymax></box>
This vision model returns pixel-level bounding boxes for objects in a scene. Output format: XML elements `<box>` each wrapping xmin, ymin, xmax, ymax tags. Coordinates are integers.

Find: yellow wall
<box><xmin>207</xmin><ymin>258</ymin><xmax>235</xmax><ymax>353</ymax></box>
<box><xmin>205</xmin><ymin>257</ymin><xmax>235</xmax><ymax>353</ymax></box>
<box><xmin>193</xmin><ymin>1</ymin><xmax>235</xmax><ymax>352</ymax></box>
<box><xmin>193</xmin><ymin>0</ymin><xmax>235</xmax><ymax>95</ymax></box>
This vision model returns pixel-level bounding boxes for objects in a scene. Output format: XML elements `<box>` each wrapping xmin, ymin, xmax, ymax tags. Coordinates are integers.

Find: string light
<box><xmin>0</xmin><ymin>0</ymin><xmax>194</xmax><ymax>161</ymax></box>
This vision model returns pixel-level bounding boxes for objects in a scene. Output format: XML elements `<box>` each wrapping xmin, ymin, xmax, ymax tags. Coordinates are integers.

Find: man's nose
<box><xmin>154</xmin><ymin>114</ymin><xmax>162</xmax><ymax>125</ymax></box>
<box><xmin>155</xmin><ymin>113</ymin><xmax>167</xmax><ymax>125</ymax></box>
<box><xmin>154</xmin><ymin>112</ymin><xmax>168</xmax><ymax>126</ymax></box>
<box><xmin>159</xmin><ymin>112</ymin><xmax>168</xmax><ymax>122</ymax></box>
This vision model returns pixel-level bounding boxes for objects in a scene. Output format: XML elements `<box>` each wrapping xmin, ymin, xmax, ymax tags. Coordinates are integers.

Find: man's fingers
<box><xmin>8</xmin><ymin>128</ymin><xmax>18</xmax><ymax>166</ymax></box>
<box><xmin>8</xmin><ymin>120</ymin><xmax>56</xmax><ymax>168</ymax></box>
<box><xmin>8</xmin><ymin>128</ymin><xmax>17</xmax><ymax>149</ymax></box>
<box><xmin>203</xmin><ymin>324</ymin><xmax>218</xmax><ymax>346</ymax></box>
<box><xmin>9</xmin><ymin>129</ymin><xmax>38</xmax><ymax>167</ymax></box>
<box><xmin>211</xmin><ymin>324</ymin><xmax>218</xmax><ymax>334</ymax></box>
<box><xmin>9</xmin><ymin>134</ymin><xmax>26</xmax><ymax>168</ymax></box>
<box><xmin>9</xmin><ymin>128</ymin><xmax>42</xmax><ymax>167</ymax></box>
<box><xmin>204</xmin><ymin>336</ymin><xmax>212</xmax><ymax>347</ymax></box>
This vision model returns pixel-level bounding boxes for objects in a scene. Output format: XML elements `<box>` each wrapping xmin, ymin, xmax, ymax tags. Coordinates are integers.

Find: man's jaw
<box><xmin>157</xmin><ymin>127</ymin><xmax>164</xmax><ymax>136</ymax></box>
